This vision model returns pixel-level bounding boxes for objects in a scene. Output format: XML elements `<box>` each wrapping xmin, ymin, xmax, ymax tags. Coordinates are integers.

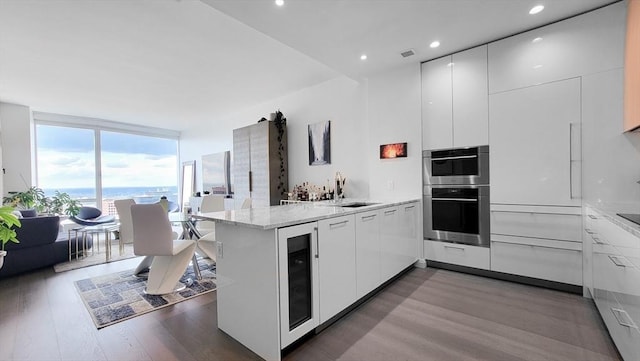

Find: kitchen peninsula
<box><xmin>195</xmin><ymin>199</ymin><xmax>420</xmax><ymax>360</ymax></box>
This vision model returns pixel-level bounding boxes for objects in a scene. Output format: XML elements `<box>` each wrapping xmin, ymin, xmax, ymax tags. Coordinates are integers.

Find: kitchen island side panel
<box><xmin>216</xmin><ymin>223</ymin><xmax>282</xmax><ymax>361</ymax></box>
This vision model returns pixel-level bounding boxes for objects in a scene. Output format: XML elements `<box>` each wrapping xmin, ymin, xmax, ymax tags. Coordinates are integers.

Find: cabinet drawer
<box><xmin>491</xmin><ymin>236</ymin><xmax>582</xmax><ymax>285</ymax></box>
<box><xmin>491</xmin><ymin>210</ymin><xmax>581</xmax><ymax>241</ymax></box>
<box><xmin>584</xmin><ymin>207</ymin><xmax>599</xmax><ymax>235</ymax></box>
<box><xmin>424</xmin><ymin>240</ymin><xmax>490</xmax><ymax>270</ymax></box>
<box><xmin>599</xmin><ymin>295</ymin><xmax>640</xmax><ymax>361</ymax></box>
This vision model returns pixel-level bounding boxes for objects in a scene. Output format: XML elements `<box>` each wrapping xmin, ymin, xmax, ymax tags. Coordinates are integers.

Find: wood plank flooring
<box><xmin>0</xmin><ymin>258</ymin><xmax>621</xmax><ymax>361</ymax></box>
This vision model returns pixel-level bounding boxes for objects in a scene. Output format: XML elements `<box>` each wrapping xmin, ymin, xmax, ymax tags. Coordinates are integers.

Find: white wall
<box><xmin>582</xmin><ymin>68</ymin><xmax>640</xmax><ymax>211</ymax></box>
<box><xmin>366</xmin><ymin>63</ymin><xmax>422</xmax><ymax>200</ymax></box>
<box><xmin>0</xmin><ymin>102</ymin><xmax>34</xmax><ymax>196</ymax></box>
<box><xmin>180</xmin><ymin>76</ymin><xmax>370</xmax><ymax>199</ymax></box>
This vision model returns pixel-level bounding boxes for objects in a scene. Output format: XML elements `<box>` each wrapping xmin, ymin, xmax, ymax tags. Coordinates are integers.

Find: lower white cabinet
<box><xmin>588</xmin><ymin>207</ymin><xmax>640</xmax><ymax>361</ymax></box>
<box><xmin>490</xmin><ymin>235</ymin><xmax>582</xmax><ymax>285</ymax></box>
<box><xmin>317</xmin><ymin>215</ymin><xmax>357</xmax><ymax>323</ymax></box>
<box><xmin>355</xmin><ymin>210</ymin><xmax>381</xmax><ymax>298</ymax></box>
<box><xmin>424</xmin><ymin>240</ymin><xmax>490</xmax><ymax>270</ymax></box>
<box><xmin>489</xmin><ymin>204</ymin><xmax>582</xmax><ymax>285</ymax></box>
<box><xmin>380</xmin><ymin>206</ymin><xmax>401</xmax><ymax>281</ymax></box>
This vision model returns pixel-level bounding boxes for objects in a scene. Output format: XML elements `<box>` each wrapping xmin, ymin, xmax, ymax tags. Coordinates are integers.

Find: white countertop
<box><xmin>585</xmin><ymin>202</ymin><xmax>640</xmax><ymax>238</ymax></box>
<box><xmin>193</xmin><ymin>198</ymin><xmax>420</xmax><ymax>230</ymax></box>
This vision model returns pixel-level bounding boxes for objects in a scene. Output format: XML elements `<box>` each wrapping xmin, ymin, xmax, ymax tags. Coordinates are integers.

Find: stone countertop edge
<box><xmin>586</xmin><ymin>203</ymin><xmax>640</xmax><ymax>239</ymax></box>
<box><xmin>193</xmin><ymin>199</ymin><xmax>420</xmax><ymax>230</ymax></box>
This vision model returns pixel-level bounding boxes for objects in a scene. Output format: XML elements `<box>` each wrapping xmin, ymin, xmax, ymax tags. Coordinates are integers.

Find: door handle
<box><xmin>249</xmin><ymin>171</ymin><xmax>253</xmax><ymax>192</ymax></box>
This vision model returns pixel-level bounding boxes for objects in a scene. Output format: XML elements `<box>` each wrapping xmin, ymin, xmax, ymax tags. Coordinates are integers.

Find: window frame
<box><xmin>33</xmin><ymin>112</ymin><xmax>181</xmax><ymax>210</ymax></box>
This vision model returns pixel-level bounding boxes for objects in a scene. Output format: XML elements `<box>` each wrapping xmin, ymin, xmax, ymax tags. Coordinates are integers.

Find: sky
<box><xmin>36</xmin><ymin>124</ymin><xmax>178</xmax><ymax>189</ymax></box>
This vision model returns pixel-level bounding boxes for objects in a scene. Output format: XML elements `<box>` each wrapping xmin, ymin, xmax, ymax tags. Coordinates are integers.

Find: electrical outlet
<box><xmin>217</xmin><ymin>242</ymin><xmax>223</xmax><ymax>259</ymax></box>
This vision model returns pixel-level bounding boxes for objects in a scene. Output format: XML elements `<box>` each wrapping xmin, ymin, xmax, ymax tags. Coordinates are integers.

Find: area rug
<box><xmin>54</xmin><ymin>243</ymin><xmax>139</xmax><ymax>273</ymax></box>
<box><xmin>74</xmin><ymin>259</ymin><xmax>216</xmax><ymax>329</ymax></box>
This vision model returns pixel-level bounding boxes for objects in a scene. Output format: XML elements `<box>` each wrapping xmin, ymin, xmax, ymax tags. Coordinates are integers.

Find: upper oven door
<box><xmin>423</xmin><ymin>145</ymin><xmax>489</xmax><ymax>185</ymax></box>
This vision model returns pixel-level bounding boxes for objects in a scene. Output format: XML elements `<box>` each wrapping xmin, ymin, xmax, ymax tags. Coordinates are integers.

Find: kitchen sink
<box><xmin>338</xmin><ymin>202</ymin><xmax>379</xmax><ymax>208</ymax></box>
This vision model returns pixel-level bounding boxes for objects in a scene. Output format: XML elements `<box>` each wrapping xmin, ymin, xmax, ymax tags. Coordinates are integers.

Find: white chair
<box><xmin>114</xmin><ymin>199</ymin><xmax>135</xmax><ymax>245</ymax></box>
<box><xmin>131</xmin><ymin>203</ymin><xmax>196</xmax><ymax>295</ymax></box>
<box><xmin>196</xmin><ymin>195</ymin><xmax>225</xmax><ymax>261</ymax></box>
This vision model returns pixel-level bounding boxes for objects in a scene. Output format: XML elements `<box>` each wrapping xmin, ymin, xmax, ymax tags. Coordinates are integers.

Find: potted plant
<box><xmin>39</xmin><ymin>191</ymin><xmax>81</xmax><ymax>217</ymax></box>
<box><xmin>3</xmin><ymin>187</ymin><xmax>80</xmax><ymax>217</ymax></box>
<box><xmin>3</xmin><ymin>186</ymin><xmax>45</xmax><ymax>215</ymax></box>
<box><xmin>0</xmin><ymin>206</ymin><xmax>21</xmax><ymax>270</ymax></box>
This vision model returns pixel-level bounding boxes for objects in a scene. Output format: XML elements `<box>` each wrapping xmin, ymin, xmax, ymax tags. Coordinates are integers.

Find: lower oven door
<box><xmin>423</xmin><ymin>185</ymin><xmax>490</xmax><ymax>247</ymax></box>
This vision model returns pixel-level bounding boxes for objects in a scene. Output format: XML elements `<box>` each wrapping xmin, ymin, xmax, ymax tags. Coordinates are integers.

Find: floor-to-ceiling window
<box><xmin>35</xmin><ymin>118</ymin><xmax>179</xmax><ymax>215</ymax></box>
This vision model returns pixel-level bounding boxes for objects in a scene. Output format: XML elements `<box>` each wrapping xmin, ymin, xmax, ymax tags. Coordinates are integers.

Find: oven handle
<box><xmin>432</xmin><ymin>155</ymin><xmax>477</xmax><ymax>161</ymax></box>
<box><xmin>432</xmin><ymin>198</ymin><xmax>477</xmax><ymax>202</ymax></box>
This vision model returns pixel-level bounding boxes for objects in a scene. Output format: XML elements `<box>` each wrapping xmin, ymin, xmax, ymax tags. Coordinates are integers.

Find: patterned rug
<box><xmin>74</xmin><ymin>259</ymin><xmax>216</xmax><ymax>329</ymax></box>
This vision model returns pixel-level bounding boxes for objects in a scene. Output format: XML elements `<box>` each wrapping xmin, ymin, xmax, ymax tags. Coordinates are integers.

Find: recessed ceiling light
<box><xmin>533</xmin><ymin>64</ymin><xmax>543</xmax><ymax>69</ymax></box>
<box><xmin>430</xmin><ymin>41</ymin><xmax>440</xmax><ymax>48</ymax></box>
<box><xmin>360</xmin><ymin>54</ymin><xmax>367</xmax><ymax>60</ymax></box>
<box><xmin>447</xmin><ymin>62</ymin><xmax>454</xmax><ymax>67</ymax></box>
<box><xmin>529</xmin><ymin>5</ymin><xmax>544</xmax><ymax>15</ymax></box>
<box><xmin>532</xmin><ymin>37</ymin><xmax>543</xmax><ymax>43</ymax></box>
<box><xmin>275</xmin><ymin>0</ymin><xmax>284</xmax><ymax>6</ymax></box>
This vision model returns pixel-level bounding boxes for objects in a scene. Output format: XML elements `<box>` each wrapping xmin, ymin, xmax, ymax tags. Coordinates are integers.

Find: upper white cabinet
<box><xmin>488</xmin><ymin>2</ymin><xmax>625</xmax><ymax>94</ymax></box>
<box><xmin>452</xmin><ymin>46</ymin><xmax>489</xmax><ymax>148</ymax></box>
<box><xmin>422</xmin><ymin>45</ymin><xmax>488</xmax><ymax>150</ymax></box>
<box><xmin>422</xmin><ymin>55</ymin><xmax>453</xmax><ymax>150</ymax></box>
<box><xmin>489</xmin><ymin>77</ymin><xmax>581</xmax><ymax>207</ymax></box>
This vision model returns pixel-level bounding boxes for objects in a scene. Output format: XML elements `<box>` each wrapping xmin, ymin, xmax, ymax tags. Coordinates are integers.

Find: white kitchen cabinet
<box><xmin>490</xmin><ymin>205</ymin><xmax>582</xmax><ymax>242</ymax></box>
<box><xmin>380</xmin><ymin>206</ymin><xmax>404</xmax><ymax>282</ymax></box>
<box><xmin>452</xmin><ymin>45</ymin><xmax>489</xmax><ymax>148</ymax></box>
<box><xmin>317</xmin><ymin>214</ymin><xmax>357</xmax><ymax>323</ymax></box>
<box><xmin>489</xmin><ymin>77</ymin><xmax>581</xmax><ymax>207</ymax></box>
<box><xmin>422</xmin><ymin>55</ymin><xmax>453</xmax><ymax>150</ymax></box>
<box><xmin>489</xmin><ymin>204</ymin><xmax>582</xmax><ymax>285</ymax></box>
<box><xmin>397</xmin><ymin>202</ymin><xmax>420</xmax><ymax>263</ymax></box>
<box><xmin>422</xmin><ymin>45</ymin><xmax>488</xmax><ymax>150</ymax></box>
<box><xmin>491</xmin><ymin>234</ymin><xmax>582</xmax><ymax>285</ymax></box>
<box><xmin>355</xmin><ymin>210</ymin><xmax>381</xmax><ymax>298</ymax></box>
<box><xmin>424</xmin><ymin>240</ymin><xmax>490</xmax><ymax>270</ymax></box>
<box><xmin>487</xmin><ymin>2</ymin><xmax>625</xmax><ymax>94</ymax></box>
<box><xmin>588</xmin><ymin>209</ymin><xmax>640</xmax><ymax>361</ymax></box>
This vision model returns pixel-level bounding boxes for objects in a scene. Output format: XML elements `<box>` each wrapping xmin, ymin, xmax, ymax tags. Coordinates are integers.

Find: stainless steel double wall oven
<box><xmin>423</xmin><ymin>145</ymin><xmax>490</xmax><ymax>247</ymax></box>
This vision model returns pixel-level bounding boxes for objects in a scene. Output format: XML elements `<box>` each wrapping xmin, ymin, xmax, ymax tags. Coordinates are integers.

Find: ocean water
<box><xmin>43</xmin><ymin>186</ymin><xmax>179</xmax><ymax>204</ymax></box>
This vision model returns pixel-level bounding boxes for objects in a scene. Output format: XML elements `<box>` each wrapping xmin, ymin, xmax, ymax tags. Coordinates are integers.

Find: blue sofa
<box><xmin>0</xmin><ymin>215</ymin><xmax>91</xmax><ymax>279</ymax></box>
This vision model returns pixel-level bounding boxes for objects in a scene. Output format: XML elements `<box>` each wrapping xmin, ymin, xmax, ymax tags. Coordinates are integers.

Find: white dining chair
<box><xmin>131</xmin><ymin>203</ymin><xmax>196</xmax><ymax>295</ymax></box>
<box><xmin>196</xmin><ymin>195</ymin><xmax>225</xmax><ymax>261</ymax></box>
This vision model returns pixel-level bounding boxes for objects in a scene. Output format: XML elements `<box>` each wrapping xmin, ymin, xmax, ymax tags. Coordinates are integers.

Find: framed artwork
<box><xmin>380</xmin><ymin>142</ymin><xmax>407</xmax><ymax>159</ymax></box>
<box><xmin>202</xmin><ymin>151</ymin><xmax>232</xmax><ymax>195</ymax></box>
<box><xmin>308</xmin><ymin>120</ymin><xmax>331</xmax><ymax>165</ymax></box>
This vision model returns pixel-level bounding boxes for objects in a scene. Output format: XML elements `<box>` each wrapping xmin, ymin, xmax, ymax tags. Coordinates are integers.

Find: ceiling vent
<box><xmin>400</xmin><ymin>49</ymin><xmax>415</xmax><ymax>58</ymax></box>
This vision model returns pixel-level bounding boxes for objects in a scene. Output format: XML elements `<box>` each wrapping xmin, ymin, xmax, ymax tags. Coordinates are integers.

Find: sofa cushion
<box><xmin>19</xmin><ymin>209</ymin><xmax>37</xmax><ymax>218</ymax></box>
<box><xmin>4</xmin><ymin>215</ymin><xmax>60</xmax><ymax>250</ymax></box>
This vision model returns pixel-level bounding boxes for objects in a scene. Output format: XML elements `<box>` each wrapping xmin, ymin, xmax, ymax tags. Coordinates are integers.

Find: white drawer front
<box><xmin>603</xmin><ymin>296</ymin><xmax>640</xmax><ymax>361</ymax></box>
<box><xmin>491</xmin><ymin>210</ymin><xmax>581</xmax><ymax>242</ymax></box>
<box><xmin>424</xmin><ymin>240</ymin><xmax>490</xmax><ymax>270</ymax></box>
<box><xmin>491</xmin><ymin>236</ymin><xmax>582</xmax><ymax>285</ymax></box>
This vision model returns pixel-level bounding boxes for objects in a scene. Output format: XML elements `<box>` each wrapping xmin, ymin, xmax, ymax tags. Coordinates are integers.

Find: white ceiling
<box><xmin>0</xmin><ymin>0</ymin><xmax>617</xmax><ymax>132</ymax></box>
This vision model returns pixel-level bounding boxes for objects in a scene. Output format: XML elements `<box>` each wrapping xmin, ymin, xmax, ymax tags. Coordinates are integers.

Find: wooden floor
<box><xmin>0</xmin><ymin>258</ymin><xmax>621</xmax><ymax>361</ymax></box>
